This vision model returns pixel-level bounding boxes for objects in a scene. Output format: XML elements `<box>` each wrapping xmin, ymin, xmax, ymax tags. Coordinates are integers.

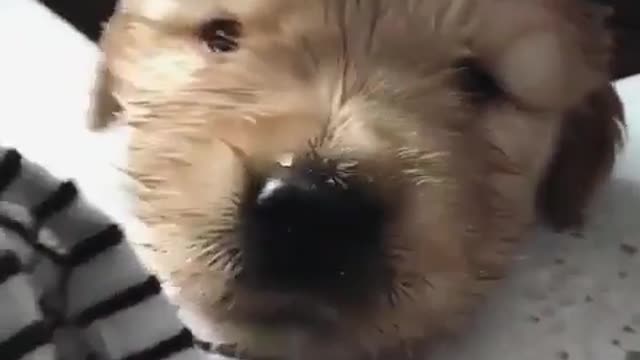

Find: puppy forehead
<box><xmin>119</xmin><ymin>0</ymin><xmax>292</xmax><ymax>24</ymax></box>
<box><xmin>117</xmin><ymin>0</ymin><xmax>464</xmax><ymax>26</ymax></box>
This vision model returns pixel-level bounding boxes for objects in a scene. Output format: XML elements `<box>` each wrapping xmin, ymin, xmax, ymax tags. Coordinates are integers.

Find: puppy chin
<box><xmin>166</xmin><ymin>286</ymin><xmax>319</xmax><ymax>358</ymax></box>
<box><xmin>177</xmin><ymin>301</ymin><xmax>354</xmax><ymax>360</ymax></box>
<box><xmin>173</xmin><ymin>300</ymin><xmax>223</xmax><ymax>347</ymax></box>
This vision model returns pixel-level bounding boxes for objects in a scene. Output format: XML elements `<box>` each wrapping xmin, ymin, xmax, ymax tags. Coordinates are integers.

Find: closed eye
<box><xmin>199</xmin><ymin>18</ymin><xmax>242</xmax><ymax>53</ymax></box>
<box><xmin>453</xmin><ymin>58</ymin><xmax>503</xmax><ymax>103</ymax></box>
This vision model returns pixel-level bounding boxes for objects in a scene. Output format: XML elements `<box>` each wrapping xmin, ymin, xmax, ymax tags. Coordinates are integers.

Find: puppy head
<box><xmin>92</xmin><ymin>0</ymin><xmax>623</xmax><ymax>357</ymax></box>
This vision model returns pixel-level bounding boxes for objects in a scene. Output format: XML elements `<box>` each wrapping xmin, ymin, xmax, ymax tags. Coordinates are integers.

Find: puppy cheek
<box><xmin>184</xmin><ymin>139</ymin><xmax>249</xmax><ymax>216</ymax></box>
<box><xmin>136</xmin><ymin>139</ymin><xmax>248</xmax><ymax>283</ymax></box>
<box><xmin>137</xmin><ymin>137</ymin><xmax>248</xmax><ymax>237</ymax></box>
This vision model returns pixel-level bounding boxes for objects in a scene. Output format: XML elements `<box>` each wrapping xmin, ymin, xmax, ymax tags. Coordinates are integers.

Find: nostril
<box><xmin>239</xmin><ymin>163</ymin><xmax>387</xmax><ymax>295</ymax></box>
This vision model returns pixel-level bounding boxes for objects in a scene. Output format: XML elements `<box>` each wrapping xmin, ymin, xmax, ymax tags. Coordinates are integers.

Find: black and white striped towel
<box><xmin>0</xmin><ymin>145</ymin><xmax>228</xmax><ymax>360</ymax></box>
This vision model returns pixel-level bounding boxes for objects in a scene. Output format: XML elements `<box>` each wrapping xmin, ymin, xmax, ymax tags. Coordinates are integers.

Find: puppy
<box><xmin>90</xmin><ymin>0</ymin><xmax>626</xmax><ymax>358</ymax></box>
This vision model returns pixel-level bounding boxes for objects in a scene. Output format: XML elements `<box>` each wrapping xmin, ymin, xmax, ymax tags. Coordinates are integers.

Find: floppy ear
<box><xmin>88</xmin><ymin>11</ymin><xmax>125</xmax><ymax>130</ymax></box>
<box><xmin>537</xmin><ymin>84</ymin><xmax>626</xmax><ymax>231</ymax></box>
<box><xmin>89</xmin><ymin>56</ymin><xmax>122</xmax><ymax>130</ymax></box>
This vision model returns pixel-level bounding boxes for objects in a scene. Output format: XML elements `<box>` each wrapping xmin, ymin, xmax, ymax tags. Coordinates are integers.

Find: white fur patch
<box><xmin>120</xmin><ymin>0</ymin><xmax>272</xmax><ymax>25</ymax></box>
<box><xmin>497</xmin><ymin>32</ymin><xmax>568</xmax><ymax>109</ymax></box>
<box><xmin>121</xmin><ymin>0</ymin><xmax>180</xmax><ymax>22</ymax></box>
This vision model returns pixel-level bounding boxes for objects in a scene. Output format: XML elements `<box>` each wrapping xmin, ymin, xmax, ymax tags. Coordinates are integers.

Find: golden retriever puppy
<box><xmin>90</xmin><ymin>0</ymin><xmax>625</xmax><ymax>358</ymax></box>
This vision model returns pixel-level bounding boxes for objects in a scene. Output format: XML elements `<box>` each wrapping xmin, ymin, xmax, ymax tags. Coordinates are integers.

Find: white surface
<box><xmin>0</xmin><ymin>0</ymin><xmax>135</xmax><ymax>229</ymax></box>
<box><xmin>1</xmin><ymin>1</ymin><xmax>638</xmax><ymax>359</ymax></box>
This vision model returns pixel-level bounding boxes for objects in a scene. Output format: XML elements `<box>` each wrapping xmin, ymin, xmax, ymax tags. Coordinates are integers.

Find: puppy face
<box><xmin>93</xmin><ymin>0</ymin><xmax>624</xmax><ymax>358</ymax></box>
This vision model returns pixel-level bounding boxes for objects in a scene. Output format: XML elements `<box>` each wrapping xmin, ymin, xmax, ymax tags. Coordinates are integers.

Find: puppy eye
<box><xmin>454</xmin><ymin>58</ymin><xmax>503</xmax><ymax>102</ymax></box>
<box><xmin>199</xmin><ymin>19</ymin><xmax>242</xmax><ymax>53</ymax></box>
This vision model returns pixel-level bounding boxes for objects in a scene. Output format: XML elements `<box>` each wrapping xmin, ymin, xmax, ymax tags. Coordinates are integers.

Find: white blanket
<box><xmin>1</xmin><ymin>1</ymin><xmax>638</xmax><ymax>359</ymax></box>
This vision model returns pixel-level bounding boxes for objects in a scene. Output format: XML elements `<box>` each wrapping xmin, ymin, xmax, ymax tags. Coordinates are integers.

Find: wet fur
<box><xmin>90</xmin><ymin>0</ymin><xmax>625</xmax><ymax>358</ymax></box>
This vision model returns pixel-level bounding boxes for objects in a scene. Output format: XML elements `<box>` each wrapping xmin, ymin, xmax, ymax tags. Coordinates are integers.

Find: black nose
<box><xmin>239</xmin><ymin>162</ymin><xmax>387</xmax><ymax>296</ymax></box>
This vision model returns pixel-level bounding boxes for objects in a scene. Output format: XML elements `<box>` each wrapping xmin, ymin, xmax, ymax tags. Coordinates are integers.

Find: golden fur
<box><xmin>90</xmin><ymin>0</ymin><xmax>625</xmax><ymax>358</ymax></box>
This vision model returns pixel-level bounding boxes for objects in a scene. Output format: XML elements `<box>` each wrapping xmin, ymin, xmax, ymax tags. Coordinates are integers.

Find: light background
<box><xmin>0</xmin><ymin>1</ymin><xmax>638</xmax><ymax>359</ymax></box>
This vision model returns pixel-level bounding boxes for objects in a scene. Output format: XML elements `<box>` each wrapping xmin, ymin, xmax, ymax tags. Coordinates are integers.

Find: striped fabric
<box><xmin>0</xmin><ymin>146</ymin><xmax>228</xmax><ymax>360</ymax></box>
